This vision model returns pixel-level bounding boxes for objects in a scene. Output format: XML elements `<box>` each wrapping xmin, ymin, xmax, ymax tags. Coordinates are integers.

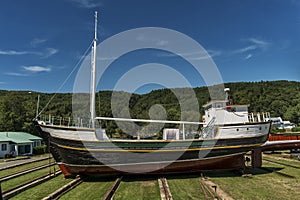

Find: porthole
<box><xmin>247</xmin><ymin>128</ymin><xmax>249</xmax><ymax>130</ymax></box>
<box><xmin>259</xmin><ymin>127</ymin><xmax>262</xmax><ymax>130</ymax></box>
<box><xmin>236</xmin><ymin>129</ymin><xmax>239</xmax><ymax>131</ymax></box>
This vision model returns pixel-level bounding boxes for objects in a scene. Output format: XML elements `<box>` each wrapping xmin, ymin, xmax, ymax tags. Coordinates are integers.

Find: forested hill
<box><xmin>0</xmin><ymin>80</ymin><xmax>299</xmax><ymax>133</ymax></box>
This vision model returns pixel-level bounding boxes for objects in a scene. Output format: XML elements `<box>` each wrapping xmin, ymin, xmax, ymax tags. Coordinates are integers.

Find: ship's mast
<box><xmin>90</xmin><ymin>11</ymin><xmax>97</xmax><ymax>128</ymax></box>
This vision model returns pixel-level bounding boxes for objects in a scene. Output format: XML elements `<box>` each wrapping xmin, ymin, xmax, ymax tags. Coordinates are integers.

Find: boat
<box><xmin>33</xmin><ymin>12</ymin><xmax>271</xmax><ymax>176</ymax></box>
<box><xmin>261</xmin><ymin>132</ymin><xmax>300</xmax><ymax>151</ymax></box>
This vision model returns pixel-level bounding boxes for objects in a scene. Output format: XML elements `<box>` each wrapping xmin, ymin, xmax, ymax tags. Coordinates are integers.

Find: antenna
<box><xmin>94</xmin><ymin>11</ymin><xmax>98</xmax><ymax>41</ymax></box>
<box><xmin>36</xmin><ymin>94</ymin><xmax>40</xmax><ymax>119</ymax></box>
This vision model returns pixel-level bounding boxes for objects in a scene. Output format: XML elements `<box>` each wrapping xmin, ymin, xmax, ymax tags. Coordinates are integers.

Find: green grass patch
<box><xmin>113</xmin><ymin>176</ymin><xmax>160</xmax><ymax>200</ymax></box>
<box><xmin>1</xmin><ymin>166</ymin><xmax>58</xmax><ymax>192</ymax></box>
<box><xmin>0</xmin><ymin>158</ymin><xmax>54</xmax><ymax>177</ymax></box>
<box><xmin>1</xmin><ymin>156</ymin><xmax>29</xmax><ymax>162</ymax></box>
<box><xmin>207</xmin><ymin>162</ymin><xmax>300</xmax><ymax>200</ymax></box>
<box><xmin>262</xmin><ymin>161</ymin><xmax>300</xmax><ymax>179</ymax></box>
<box><xmin>60</xmin><ymin>176</ymin><xmax>116</xmax><ymax>199</ymax></box>
<box><xmin>0</xmin><ymin>153</ymin><xmax>51</xmax><ymax>163</ymax></box>
<box><xmin>10</xmin><ymin>174</ymin><xmax>72</xmax><ymax>200</ymax></box>
<box><xmin>166</xmin><ymin>174</ymin><xmax>206</xmax><ymax>200</ymax></box>
<box><xmin>263</xmin><ymin>155</ymin><xmax>300</xmax><ymax>168</ymax></box>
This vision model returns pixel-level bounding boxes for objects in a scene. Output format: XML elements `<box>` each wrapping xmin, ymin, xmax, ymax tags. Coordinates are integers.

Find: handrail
<box><xmin>96</xmin><ymin>117</ymin><xmax>204</xmax><ymax>125</ymax></box>
<box><xmin>202</xmin><ymin>117</ymin><xmax>217</xmax><ymax>138</ymax></box>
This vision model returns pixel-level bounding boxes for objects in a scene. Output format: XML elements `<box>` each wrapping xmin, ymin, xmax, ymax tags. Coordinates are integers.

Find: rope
<box><xmin>35</xmin><ymin>40</ymin><xmax>94</xmax><ymax>119</ymax></box>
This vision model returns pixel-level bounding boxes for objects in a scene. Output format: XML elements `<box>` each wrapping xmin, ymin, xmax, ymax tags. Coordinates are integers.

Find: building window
<box><xmin>25</xmin><ymin>145</ymin><xmax>31</xmax><ymax>154</ymax></box>
<box><xmin>1</xmin><ymin>144</ymin><xmax>7</xmax><ymax>151</ymax></box>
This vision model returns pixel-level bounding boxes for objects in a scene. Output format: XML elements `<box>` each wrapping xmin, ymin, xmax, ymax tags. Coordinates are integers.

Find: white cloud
<box><xmin>31</xmin><ymin>38</ymin><xmax>47</xmax><ymax>47</ymax></box>
<box><xmin>0</xmin><ymin>50</ymin><xmax>34</xmax><ymax>55</ymax></box>
<box><xmin>157</xmin><ymin>49</ymin><xmax>221</xmax><ymax>60</ymax></box>
<box><xmin>233</xmin><ymin>45</ymin><xmax>257</xmax><ymax>54</ymax></box>
<box><xmin>244</xmin><ymin>38</ymin><xmax>270</xmax><ymax>51</ymax></box>
<box><xmin>248</xmin><ymin>38</ymin><xmax>269</xmax><ymax>46</ymax></box>
<box><xmin>207</xmin><ymin>50</ymin><xmax>222</xmax><ymax>57</ymax></box>
<box><xmin>69</xmin><ymin>0</ymin><xmax>102</xmax><ymax>8</ymax></box>
<box><xmin>0</xmin><ymin>48</ymin><xmax>58</xmax><ymax>58</ymax></box>
<box><xmin>137</xmin><ymin>35</ymin><xmax>169</xmax><ymax>46</ymax></box>
<box><xmin>156</xmin><ymin>40</ymin><xmax>169</xmax><ymax>46</ymax></box>
<box><xmin>5</xmin><ymin>72</ymin><xmax>29</xmax><ymax>76</ymax></box>
<box><xmin>245</xmin><ymin>54</ymin><xmax>252</xmax><ymax>60</ymax></box>
<box><xmin>23</xmin><ymin>66</ymin><xmax>51</xmax><ymax>72</ymax></box>
<box><xmin>229</xmin><ymin>38</ymin><xmax>271</xmax><ymax>59</ymax></box>
<box><xmin>43</xmin><ymin>48</ymin><xmax>59</xmax><ymax>58</ymax></box>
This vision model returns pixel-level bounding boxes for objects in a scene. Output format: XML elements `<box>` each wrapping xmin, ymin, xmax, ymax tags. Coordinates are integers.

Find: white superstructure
<box><xmin>201</xmin><ymin>89</ymin><xmax>270</xmax><ymax>139</ymax></box>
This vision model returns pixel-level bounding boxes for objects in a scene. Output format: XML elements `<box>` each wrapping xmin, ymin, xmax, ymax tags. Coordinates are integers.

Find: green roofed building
<box><xmin>0</xmin><ymin>132</ymin><xmax>42</xmax><ymax>158</ymax></box>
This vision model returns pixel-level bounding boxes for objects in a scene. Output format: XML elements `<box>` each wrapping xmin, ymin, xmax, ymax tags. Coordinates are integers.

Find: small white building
<box><xmin>0</xmin><ymin>132</ymin><xmax>42</xmax><ymax>158</ymax></box>
<box><xmin>266</xmin><ymin>117</ymin><xmax>296</xmax><ymax>129</ymax></box>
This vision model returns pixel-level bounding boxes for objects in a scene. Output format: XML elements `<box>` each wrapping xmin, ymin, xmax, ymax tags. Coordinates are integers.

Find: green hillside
<box><xmin>0</xmin><ymin>80</ymin><xmax>299</xmax><ymax>133</ymax></box>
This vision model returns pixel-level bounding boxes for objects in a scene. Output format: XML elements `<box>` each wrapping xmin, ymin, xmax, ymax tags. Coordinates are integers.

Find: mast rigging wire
<box><xmin>35</xmin><ymin>40</ymin><xmax>94</xmax><ymax>119</ymax></box>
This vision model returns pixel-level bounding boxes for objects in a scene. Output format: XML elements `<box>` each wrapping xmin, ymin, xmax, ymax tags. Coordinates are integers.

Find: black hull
<box><xmin>58</xmin><ymin>153</ymin><xmax>246</xmax><ymax>176</ymax></box>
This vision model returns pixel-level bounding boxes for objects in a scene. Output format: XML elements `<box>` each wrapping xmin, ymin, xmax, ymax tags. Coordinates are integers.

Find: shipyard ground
<box><xmin>0</xmin><ymin>151</ymin><xmax>299</xmax><ymax>200</ymax></box>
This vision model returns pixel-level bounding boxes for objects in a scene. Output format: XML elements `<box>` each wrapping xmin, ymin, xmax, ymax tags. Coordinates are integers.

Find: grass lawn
<box><xmin>60</xmin><ymin>176</ymin><xmax>116</xmax><ymax>199</ymax></box>
<box><xmin>1</xmin><ymin>165</ymin><xmax>58</xmax><ymax>192</ymax></box>
<box><xmin>0</xmin><ymin>158</ymin><xmax>54</xmax><ymax>177</ymax></box>
<box><xmin>0</xmin><ymin>153</ymin><xmax>51</xmax><ymax>163</ymax></box>
<box><xmin>113</xmin><ymin>176</ymin><xmax>160</xmax><ymax>200</ymax></box>
<box><xmin>166</xmin><ymin>174</ymin><xmax>206</xmax><ymax>200</ymax></box>
<box><xmin>10</xmin><ymin>174</ymin><xmax>72</xmax><ymax>200</ymax></box>
<box><xmin>0</xmin><ymin>156</ymin><xmax>29</xmax><ymax>163</ymax></box>
<box><xmin>263</xmin><ymin>154</ymin><xmax>300</xmax><ymax>167</ymax></box>
<box><xmin>207</xmin><ymin>160</ymin><xmax>300</xmax><ymax>200</ymax></box>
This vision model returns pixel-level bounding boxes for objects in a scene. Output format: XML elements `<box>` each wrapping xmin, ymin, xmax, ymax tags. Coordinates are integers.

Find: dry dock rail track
<box><xmin>0</xmin><ymin>163</ymin><xmax>55</xmax><ymax>182</ymax></box>
<box><xmin>0</xmin><ymin>152</ymin><xmax>299</xmax><ymax>199</ymax></box>
<box><xmin>0</xmin><ymin>156</ymin><xmax>53</xmax><ymax>171</ymax></box>
<box><xmin>1</xmin><ymin>170</ymin><xmax>61</xmax><ymax>200</ymax></box>
<box><xmin>101</xmin><ymin>176</ymin><xmax>122</xmax><ymax>200</ymax></box>
<box><xmin>158</xmin><ymin>177</ymin><xmax>173</xmax><ymax>200</ymax></box>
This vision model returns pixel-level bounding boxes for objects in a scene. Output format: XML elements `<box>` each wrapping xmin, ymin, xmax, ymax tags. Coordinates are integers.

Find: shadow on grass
<box><xmin>77</xmin><ymin>166</ymin><xmax>285</xmax><ymax>183</ymax></box>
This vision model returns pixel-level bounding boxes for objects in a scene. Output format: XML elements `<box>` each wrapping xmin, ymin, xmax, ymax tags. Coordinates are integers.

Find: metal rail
<box><xmin>102</xmin><ymin>176</ymin><xmax>122</xmax><ymax>200</ymax></box>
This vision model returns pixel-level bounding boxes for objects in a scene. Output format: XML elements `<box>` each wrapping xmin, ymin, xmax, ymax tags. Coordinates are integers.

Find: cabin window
<box><xmin>1</xmin><ymin>144</ymin><xmax>7</xmax><ymax>151</ymax></box>
<box><xmin>236</xmin><ymin>129</ymin><xmax>239</xmax><ymax>131</ymax></box>
<box><xmin>259</xmin><ymin>127</ymin><xmax>262</xmax><ymax>130</ymax></box>
<box><xmin>246</xmin><ymin>128</ymin><xmax>249</xmax><ymax>130</ymax></box>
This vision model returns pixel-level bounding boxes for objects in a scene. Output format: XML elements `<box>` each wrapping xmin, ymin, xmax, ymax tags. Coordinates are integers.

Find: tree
<box><xmin>0</xmin><ymin>94</ymin><xmax>26</xmax><ymax>131</ymax></box>
<box><xmin>284</xmin><ymin>104</ymin><xmax>300</xmax><ymax>125</ymax></box>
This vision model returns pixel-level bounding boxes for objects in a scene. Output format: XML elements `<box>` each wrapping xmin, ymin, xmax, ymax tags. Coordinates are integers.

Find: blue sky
<box><xmin>0</xmin><ymin>0</ymin><xmax>299</xmax><ymax>93</ymax></box>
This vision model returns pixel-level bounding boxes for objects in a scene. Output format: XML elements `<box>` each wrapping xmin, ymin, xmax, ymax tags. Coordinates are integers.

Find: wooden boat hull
<box><xmin>33</xmin><ymin>121</ymin><xmax>269</xmax><ymax>175</ymax></box>
<box><xmin>57</xmin><ymin>153</ymin><xmax>246</xmax><ymax>176</ymax></box>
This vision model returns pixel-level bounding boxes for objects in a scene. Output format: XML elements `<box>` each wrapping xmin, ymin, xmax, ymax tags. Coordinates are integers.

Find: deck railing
<box><xmin>248</xmin><ymin>112</ymin><xmax>270</xmax><ymax>123</ymax></box>
<box><xmin>39</xmin><ymin>114</ymin><xmax>205</xmax><ymax>140</ymax></box>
